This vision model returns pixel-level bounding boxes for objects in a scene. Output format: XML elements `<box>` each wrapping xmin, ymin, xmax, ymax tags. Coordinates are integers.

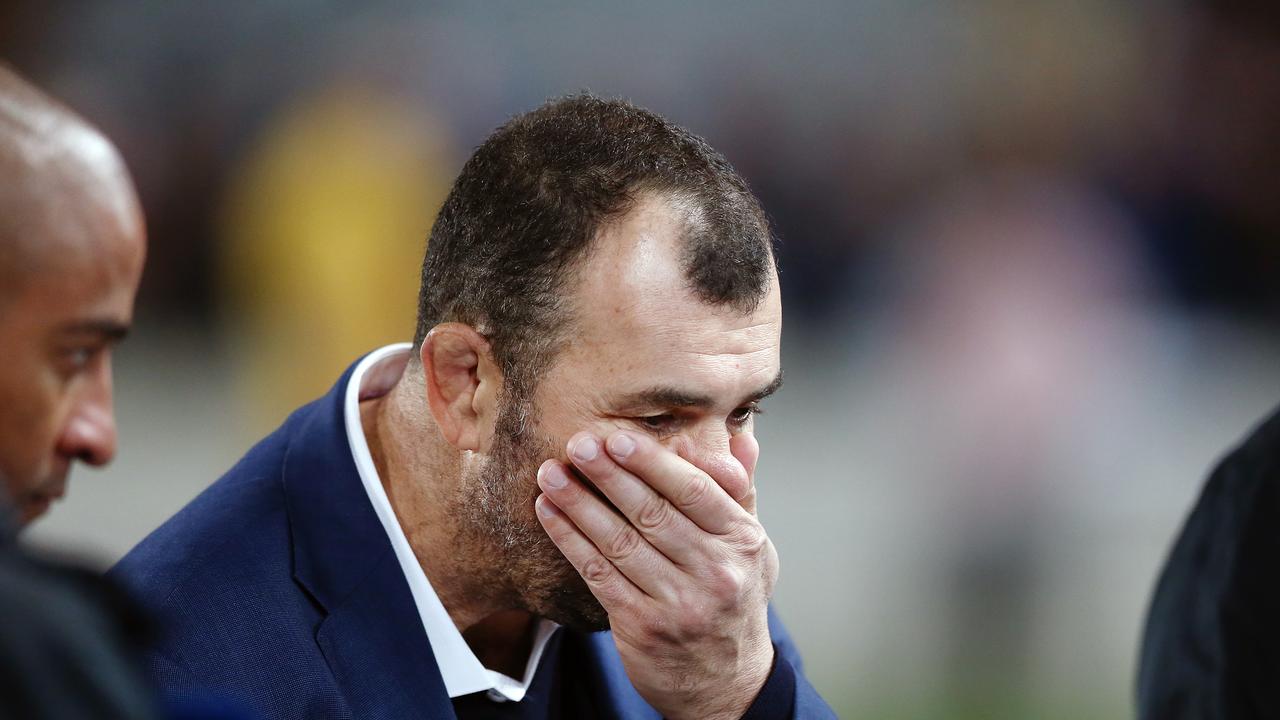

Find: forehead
<box><xmin>0</xmin><ymin>199</ymin><xmax>143</xmax><ymax>334</ymax></box>
<box><xmin>3</xmin><ymin>107</ymin><xmax>143</xmax><ymax>245</ymax></box>
<box><xmin>555</xmin><ymin>194</ymin><xmax>782</xmax><ymax>398</ymax></box>
<box><xmin>0</xmin><ymin>125</ymin><xmax>145</xmax><ymax>310</ymax></box>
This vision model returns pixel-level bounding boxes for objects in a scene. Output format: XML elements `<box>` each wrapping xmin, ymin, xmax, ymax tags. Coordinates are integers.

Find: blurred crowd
<box><xmin>4</xmin><ymin>1</ymin><xmax>1279</xmax><ymax>718</ymax></box>
<box><xmin>4</xmin><ymin>2</ymin><xmax>1276</xmax><ymax>332</ymax></box>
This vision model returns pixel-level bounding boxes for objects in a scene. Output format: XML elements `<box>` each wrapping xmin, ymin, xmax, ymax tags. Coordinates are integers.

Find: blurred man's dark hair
<box><xmin>1136</xmin><ymin>6</ymin><xmax>1280</xmax><ymax>715</ymax></box>
<box><xmin>1137</xmin><ymin>407</ymin><xmax>1280</xmax><ymax>719</ymax></box>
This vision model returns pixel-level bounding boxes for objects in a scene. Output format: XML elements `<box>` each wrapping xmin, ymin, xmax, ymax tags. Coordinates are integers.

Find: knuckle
<box><xmin>707</xmin><ymin>563</ymin><xmax>747</xmax><ymax>604</ymax></box>
<box><xmin>629</xmin><ymin>612</ymin><xmax>678</xmax><ymax>655</ymax></box>
<box><xmin>674</xmin><ymin>472</ymin><xmax>712</xmax><ymax>509</ymax></box>
<box><xmin>634</xmin><ymin>495</ymin><xmax>671</xmax><ymax>533</ymax></box>
<box><xmin>671</xmin><ymin>596</ymin><xmax>716</xmax><ymax>639</ymax></box>
<box><xmin>605</xmin><ymin>525</ymin><xmax>643</xmax><ymax>561</ymax></box>
<box><xmin>642</xmin><ymin>610</ymin><xmax>675</xmax><ymax>642</ymax></box>
<box><xmin>729</xmin><ymin>520</ymin><xmax>768</xmax><ymax>556</ymax></box>
<box><xmin>581</xmin><ymin>556</ymin><xmax>615</xmax><ymax>585</ymax></box>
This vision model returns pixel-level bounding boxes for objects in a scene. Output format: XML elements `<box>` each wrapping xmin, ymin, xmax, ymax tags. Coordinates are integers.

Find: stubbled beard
<box><xmin>451</xmin><ymin>395</ymin><xmax>610</xmax><ymax>633</ymax></box>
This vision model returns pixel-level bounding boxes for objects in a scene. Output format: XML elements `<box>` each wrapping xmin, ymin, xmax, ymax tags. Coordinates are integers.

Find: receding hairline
<box><xmin>411</xmin><ymin>93</ymin><xmax>776</xmax><ymax>396</ymax></box>
<box><xmin>412</xmin><ymin>185</ymin><xmax>775</xmax><ymax>350</ymax></box>
<box><xmin>0</xmin><ymin>65</ymin><xmax>141</xmax><ymax>299</ymax></box>
<box><xmin>526</xmin><ymin>189</ymin><xmax>777</xmax><ymax>373</ymax></box>
<box><xmin>0</xmin><ymin>63</ymin><xmax>99</xmax><ymax>160</ymax></box>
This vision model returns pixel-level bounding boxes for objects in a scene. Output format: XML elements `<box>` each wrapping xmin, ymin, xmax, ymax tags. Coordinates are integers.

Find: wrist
<box><xmin>676</xmin><ymin>643</ymin><xmax>776</xmax><ymax>720</ymax></box>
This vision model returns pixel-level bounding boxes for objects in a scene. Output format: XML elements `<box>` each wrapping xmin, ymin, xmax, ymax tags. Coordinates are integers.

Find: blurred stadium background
<box><xmin>6</xmin><ymin>1</ymin><xmax>1280</xmax><ymax>718</ymax></box>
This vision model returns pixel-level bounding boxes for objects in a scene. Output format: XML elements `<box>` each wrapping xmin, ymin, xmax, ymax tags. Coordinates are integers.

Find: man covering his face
<box><xmin>115</xmin><ymin>95</ymin><xmax>834</xmax><ymax>719</ymax></box>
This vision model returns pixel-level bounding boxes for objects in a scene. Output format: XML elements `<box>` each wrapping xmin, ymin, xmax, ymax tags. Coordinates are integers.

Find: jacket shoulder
<box><xmin>112</xmin><ymin>416</ymin><xmax>298</xmax><ymax>606</ymax></box>
<box><xmin>110</xmin><ymin>405</ymin><xmax>344</xmax><ymax>713</ymax></box>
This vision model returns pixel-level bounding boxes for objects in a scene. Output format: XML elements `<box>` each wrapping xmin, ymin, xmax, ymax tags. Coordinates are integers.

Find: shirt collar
<box><xmin>343</xmin><ymin>343</ymin><xmax>559</xmax><ymax>702</ymax></box>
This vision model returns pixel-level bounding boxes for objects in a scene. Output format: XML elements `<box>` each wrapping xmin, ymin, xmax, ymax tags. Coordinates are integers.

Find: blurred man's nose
<box><xmin>57</xmin><ymin>373</ymin><xmax>118</xmax><ymax>467</ymax></box>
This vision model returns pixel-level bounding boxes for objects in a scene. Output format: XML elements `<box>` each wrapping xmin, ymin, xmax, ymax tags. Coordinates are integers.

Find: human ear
<box><xmin>420</xmin><ymin>323</ymin><xmax>502</xmax><ymax>451</ymax></box>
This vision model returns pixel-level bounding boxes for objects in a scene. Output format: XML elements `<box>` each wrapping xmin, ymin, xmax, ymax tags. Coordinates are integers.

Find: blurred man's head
<box><xmin>411</xmin><ymin>95</ymin><xmax>780</xmax><ymax>629</ymax></box>
<box><xmin>0</xmin><ymin>65</ymin><xmax>146</xmax><ymax>525</ymax></box>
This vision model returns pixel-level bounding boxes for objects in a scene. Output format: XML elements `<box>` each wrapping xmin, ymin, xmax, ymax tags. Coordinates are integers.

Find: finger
<box><xmin>675</xmin><ymin>435</ymin><xmax>752</xmax><ymax>502</ymax></box>
<box><xmin>602</xmin><ymin>430</ymin><xmax>752</xmax><ymax>536</ymax></box>
<box><xmin>729</xmin><ymin>432</ymin><xmax>760</xmax><ymax>515</ymax></box>
<box><xmin>730</xmin><ymin>432</ymin><xmax>760</xmax><ymax>480</ymax></box>
<box><xmin>534</xmin><ymin>493</ymin><xmax>644</xmax><ymax>612</ymax></box>
<box><xmin>537</xmin><ymin>459</ymin><xmax>673</xmax><ymax>595</ymax></box>
<box><xmin>564</xmin><ymin>433</ymin><xmax>704</xmax><ymax>566</ymax></box>
<box><xmin>666</xmin><ymin>434</ymin><xmax>752</xmax><ymax>504</ymax></box>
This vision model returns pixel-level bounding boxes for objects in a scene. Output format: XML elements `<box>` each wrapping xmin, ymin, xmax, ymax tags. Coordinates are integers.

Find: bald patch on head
<box><xmin>0</xmin><ymin>64</ymin><xmax>143</xmax><ymax>303</ymax></box>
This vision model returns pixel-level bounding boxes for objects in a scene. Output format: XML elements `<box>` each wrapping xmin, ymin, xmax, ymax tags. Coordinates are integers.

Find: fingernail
<box><xmin>536</xmin><ymin>496</ymin><xmax>558</xmax><ymax>518</ymax></box>
<box><xmin>542</xmin><ymin>464</ymin><xmax>569</xmax><ymax>490</ymax></box>
<box><xmin>608</xmin><ymin>432</ymin><xmax>635</xmax><ymax>459</ymax></box>
<box><xmin>572</xmin><ymin>435</ymin><xmax>599</xmax><ymax>462</ymax></box>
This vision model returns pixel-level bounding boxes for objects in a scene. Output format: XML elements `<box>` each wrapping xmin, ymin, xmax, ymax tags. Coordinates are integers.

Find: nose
<box><xmin>668</xmin><ymin>426</ymin><xmax>753</xmax><ymax>502</ymax></box>
<box><xmin>57</xmin><ymin>370</ymin><xmax>118</xmax><ymax>467</ymax></box>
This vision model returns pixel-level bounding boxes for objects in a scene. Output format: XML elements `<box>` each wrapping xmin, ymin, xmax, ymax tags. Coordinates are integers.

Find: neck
<box><xmin>361</xmin><ymin>375</ymin><xmax>535</xmax><ymax>670</ymax></box>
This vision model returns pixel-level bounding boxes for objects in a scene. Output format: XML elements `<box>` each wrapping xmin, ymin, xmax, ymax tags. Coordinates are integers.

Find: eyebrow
<box><xmin>612</xmin><ymin>371</ymin><xmax>784</xmax><ymax>411</ymax></box>
<box><xmin>57</xmin><ymin>319</ymin><xmax>131</xmax><ymax>343</ymax></box>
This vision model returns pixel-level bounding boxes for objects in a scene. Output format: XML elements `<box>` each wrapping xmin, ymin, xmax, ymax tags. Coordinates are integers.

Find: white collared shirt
<box><xmin>343</xmin><ymin>343</ymin><xmax>559</xmax><ymax>702</ymax></box>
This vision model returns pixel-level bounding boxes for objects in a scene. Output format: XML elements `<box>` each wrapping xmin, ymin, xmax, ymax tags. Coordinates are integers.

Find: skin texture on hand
<box><xmin>535</xmin><ymin>428</ymin><xmax>778</xmax><ymax>720</ymax></box>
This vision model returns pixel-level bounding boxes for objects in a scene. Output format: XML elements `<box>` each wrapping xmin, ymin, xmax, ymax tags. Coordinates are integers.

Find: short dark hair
<box><xmin>414</xmin><ymin>93</ymin><xmax>774</xmax><ymax>396</ymax></box>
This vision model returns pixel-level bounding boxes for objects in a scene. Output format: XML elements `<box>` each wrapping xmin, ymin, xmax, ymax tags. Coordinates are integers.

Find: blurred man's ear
<box><xmin>420</xmin><ymin>323</ymin><xmax>501</xmax><ymax>451</ymax></box>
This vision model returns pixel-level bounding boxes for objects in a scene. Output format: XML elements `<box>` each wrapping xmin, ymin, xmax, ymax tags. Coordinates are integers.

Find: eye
<box><xmin>634</xmin><ymin>414</ymin><xmax>678</xmax><ymax>433</ymax></box>
<box><xmin>728</xmin><ymin>404</ymin><xmax>762</xmax><ymax>429</ymax></box>
<box><xmin>63</xmin><ymin>347</ymin><xmax>94</xmax><ymax>369</ymax></box>
<box><xmin>57</xmin><ymin>344</ymin><xmax>105</xmax><ymax>377</ymax></box>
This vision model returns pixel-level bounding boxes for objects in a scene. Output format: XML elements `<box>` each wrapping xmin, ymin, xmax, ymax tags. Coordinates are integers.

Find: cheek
<box><xmin>0</xmin><ymin>371</ymin><xmax>65</xmax><ymax>482</ymax></box>
<box><xmin>535</xmin><ymin>397</ymin><xmax>632</xmax><ymax>457</ymax></box>
<box><xmin>0</xmin><ymin>313</ymin><xmax>74</xmax><ymax>464</ymax></box>
<box><xmin>528</xmin><ymin>384</ymin><xmax>595</xmax><ymax>445</ymax></box>
<box><xmin>531</xmin><ymin>354</ymin><xmax>639</xmax><ymax>445</ymax></box>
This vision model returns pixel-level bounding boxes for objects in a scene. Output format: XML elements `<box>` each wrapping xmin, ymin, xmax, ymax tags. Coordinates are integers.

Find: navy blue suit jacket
<box><xmin>112</xmin><ymin>361</ymin><xmax>836</xmax><ymax>719</ymax></box>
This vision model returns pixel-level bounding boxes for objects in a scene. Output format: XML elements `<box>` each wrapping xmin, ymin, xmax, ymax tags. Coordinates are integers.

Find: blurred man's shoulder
<box><xmin>1191</xmin><ymin>403</ymin><xmax>1280</xmax><ymax>530</ymax></box>
<box><xmin>1137</xmin><ymin>402</ymin><xmax>1280</xmax><ymax>719</ymax></box>
<box><xmin>1219</xmin><ymin>404</ymin><xmax>1280</xmax><ymax>482</ymax></box>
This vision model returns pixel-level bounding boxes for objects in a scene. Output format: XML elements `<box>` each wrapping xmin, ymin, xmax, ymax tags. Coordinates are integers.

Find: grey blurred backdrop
<box><xmin>7</xmin><ymin>1</ymin><xmax>1280</xmax><ymax>718</ymax></box>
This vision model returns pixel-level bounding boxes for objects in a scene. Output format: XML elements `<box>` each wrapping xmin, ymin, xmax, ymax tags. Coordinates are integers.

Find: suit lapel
<box><xmin>315</xmin><ymin>552</ymin><xmax>455</xmax><ymax>718</ymax></box>
<box><xmin>282</xmin><ymin>361</ymin><xmax>455</xmax><ymax>719</ymax></box>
